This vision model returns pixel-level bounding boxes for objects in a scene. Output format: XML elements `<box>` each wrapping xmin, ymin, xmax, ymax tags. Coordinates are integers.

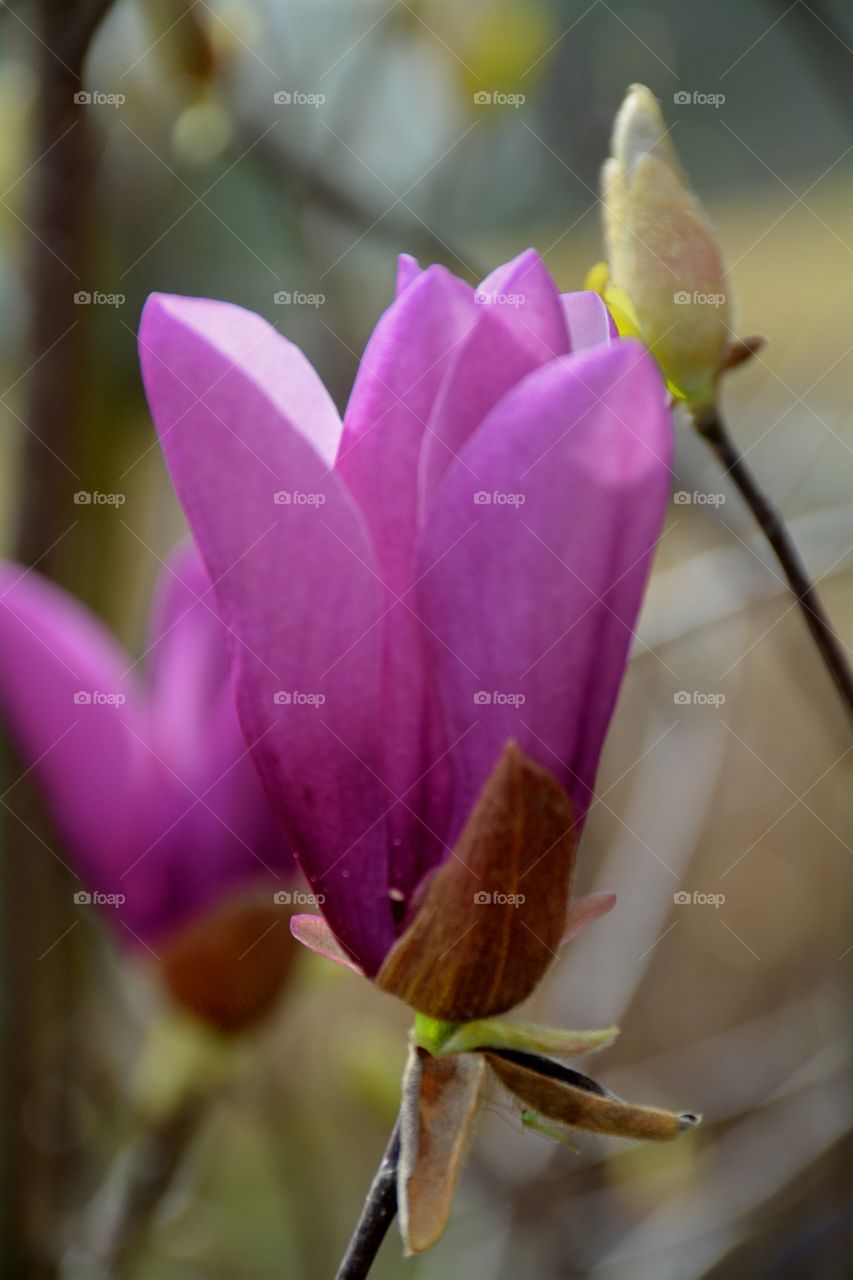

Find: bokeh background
<box><xmin>1</xmin><ymin>1</ymin><xmax>851</xmax><ymax>1277</ymax></box>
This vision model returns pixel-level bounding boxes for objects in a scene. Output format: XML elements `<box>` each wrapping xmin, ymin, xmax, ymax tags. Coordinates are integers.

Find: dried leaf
<box><xmin>398</xmin><ymin>1045</ymin><xmax>485</xmax><ymax>1255</ymax></box>
<box><xmin>377</xmin><ymin>742</ymin><xmax>576</xmax><ymax>1021</ymax></box>
<box><xmin>487</xmin><ymin>1049</ymin><xmax>700</xmax><ymax>1142</ymax></box>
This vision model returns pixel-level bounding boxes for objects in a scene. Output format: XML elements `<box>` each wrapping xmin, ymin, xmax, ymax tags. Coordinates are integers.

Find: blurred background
<box><xmin>0</xmin><ymin>0</ymin><xmax>851</xmax><ymax>1276</ymax></box>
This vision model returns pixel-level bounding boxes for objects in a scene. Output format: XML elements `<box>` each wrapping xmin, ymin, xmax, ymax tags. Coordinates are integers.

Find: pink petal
<box><xmin>335</xmin><ymin>267</ymin><xmax>477</xmax><ymax>900</ymax></box>
<box><xmin>0</xmin><ymin>561</ymin><xmax>145</xmax><ymax>901</ymax></box>
<box><xmin>396</xmin><ymin>253</ymin><xmax>423</xmax><ymax>295</ymax></box>
<box><xmin>477</xmin><ymin>248</ymin><xmax>570</xmax><ymax>362</ymax></box>
<box><xmin>418</xmin><ymin>340</ymin><xmax>673</xmax><ymax>839</ymax></box>
<box><xmin>561</xmin><ymin>291</ymin><xmax>618</xmax><ymax>350</ymax></box>
<box><xmin>139</xmin><ymin>294</ymin><xmax>396</xmax><ymax>974</ymax></box>
<box><xmin>290</xmin><ymin>913</ymin><xmax>364</xmax><ymax>975</ymax></box>
<box><xmin>419</xmin><ymin>307</ymin><xmax>545</xmax><ymax>510</ymax></box>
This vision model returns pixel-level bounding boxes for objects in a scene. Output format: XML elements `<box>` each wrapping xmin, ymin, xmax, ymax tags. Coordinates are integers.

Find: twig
<box><xmin>61</xmin><ymin>1096</ymin><xmax>204</xmax><ymax>1278</ymax></box>
<box><xmin>333</xmin><ymin>1117</ymin><xmax>401</xmax><ymax>1280</ymax></box>
<box><xmin>695</xmin><ymin>407</ymin><xmax>853</xmax><ymax>724</ymax></box>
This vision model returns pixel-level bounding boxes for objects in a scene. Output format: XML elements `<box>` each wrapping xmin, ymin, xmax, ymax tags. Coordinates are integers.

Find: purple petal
<box><xmin>0</xmin><ymin>561</ymin><xmax>146</xmax><ymax>903</ymax></box>
<box><xmin>396</xmin><ymin>253</ymin><xmax>422</xmax><ymax>295</ymax></box>
<box><xmin>418</xmin><ymin>340</ymin><xmax>673</xmax><ymax>838</ymax></box>
<box><xmin>561</xmin><ymin>291</ymin><xmax>618</xmax><ymax>350</ymax></box>
<box><xmin>139</xmin><ymin>293</ymin><xmax>395</xmax><ymax>974</ymax></box>
<box><xmin>335</xmin><ymin>267</ymin><xmax>477</xmax><ymax>899</ymax></box>
<box><xmin>477</xmin><ymin>249</ymin><xmax>570</xmax><ymax>361</ymax></box>
<box><xmin>145</xmin><ymin>543</ymin><xmax>294</xmax><ymax>924</ymax></box>
<box><xmin>419</xmin><ymin>308</ymin><xmax>545</xmax><ymax>510</ymax></box>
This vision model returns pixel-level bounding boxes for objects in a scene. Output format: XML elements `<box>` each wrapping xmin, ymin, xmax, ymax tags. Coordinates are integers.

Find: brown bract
<box><xmin>398</xmin><ymin>1046</ymin><xmax>485</xmax><ymax>1254</ymax></box>
<box><xmin>161</xmin><ymin>899</ymin><xmax>297</xmax><ymax>1034</ymax></box>
<box><xmin>487</xmin><ymin>1051</ymin><xmax>700</xmax><ymax>1142</ymax></box>
<box><xmin>377</xmin><ymin>742</ymin><xmax>576</xmax><ymax>1021</ymax></box>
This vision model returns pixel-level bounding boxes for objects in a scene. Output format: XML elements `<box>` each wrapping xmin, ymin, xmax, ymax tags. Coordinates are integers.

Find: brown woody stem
<box><xmin>333</xmin><ymin>1117</ymin><xmax>401</xmax><ymax>1280</ymax></box>
<box><xmin>695</xmin><ymin>407</ymin><xmax>853</xmax><ymax>725</ymax></box>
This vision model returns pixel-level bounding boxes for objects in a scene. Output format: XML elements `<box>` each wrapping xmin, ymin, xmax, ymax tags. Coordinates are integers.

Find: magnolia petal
<box><xmin>562</xmin><ymin>891</ymin><xmax>617</xmax><ymax>944</ymax></box>
<box><xmin>487</xmin><ymin>1051</ymin><xmax>701</xmax><ymax>1142</ymax></box>
<box><xmin>561</xmin><ymin>290</ymin><xmax>618</xmax><ymax>350</ymax></box>
<box><xmin>419</xmin><ymin>339</ymin><xmax>673</xmax><ymax>839</ymax></box>
<box><xmin>477</xmin><ymin>248</ymin><xmax>569</xmax><ymax>361</ymax></box>
<box><xmin>289</xmin><ymin>913</ymin><xmax>364</xmax><ymax>975</ymax></box>
<box><xmin>377</xmin><ymin>742</ymin><xmax>575</xmax><ymax>1022</ymax></box>
<box><xmin>398</xmin><ymin>1044</ymin><xmax>484</xmax><ymax>1255</ymax></box>
<box><xmin>396</xmin><ymin>253</ymin><xmax>422</xmax><ymax>295</ymax></box>
<box><xmin>0</xmin><ymin>561</ymin><xmax>144</xmax><ymax>902</ymax></box>
<box><xmin>419</xmin><ymin>306</ymin><xmax>544</xmax><ymax>510</ymax></box>
<box><xmin>139</xmin><ymin>294</ymin><xmax>395</xmax><ymax>975</ymax></box>
<box><xmin>441</xmin><ymin>1018</ymin><xmax>618</xmax><ymax>1058</ymax></box>
<box><xmin>336</xmin><ymin>267</ymin><xmax>477</xmax><ymax>900</ymax></box>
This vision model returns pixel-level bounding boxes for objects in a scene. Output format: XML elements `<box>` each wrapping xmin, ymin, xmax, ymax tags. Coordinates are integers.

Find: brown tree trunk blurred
<box><xmin>2</xmin><ymin>2</ymin><xmax>114</xmax><ymax>1273</ymax></box>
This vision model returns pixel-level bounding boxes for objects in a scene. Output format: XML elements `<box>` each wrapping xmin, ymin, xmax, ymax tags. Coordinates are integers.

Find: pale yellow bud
<box><xmin>602</xmin><ymin>84</ymin><xmax>731</xmax><ymax>411</ymax></box>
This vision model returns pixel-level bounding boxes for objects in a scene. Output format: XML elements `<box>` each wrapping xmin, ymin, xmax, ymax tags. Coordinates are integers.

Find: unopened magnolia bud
<box><xmin>601</xmin><ymin>84</ymin><xmax>731</xmax><ymax>412</ymax></box>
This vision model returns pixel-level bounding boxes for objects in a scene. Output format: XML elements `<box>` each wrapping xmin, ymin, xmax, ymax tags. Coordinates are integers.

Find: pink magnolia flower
<box><xmin>139</xmin><ymin>249</ymin><xmax>673</xmax><ymax>978</ymax></box>
<box><xmin>0</xmin><ymin>544</ymin><xmax>292</xmax><ymax>952</ymax></box>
